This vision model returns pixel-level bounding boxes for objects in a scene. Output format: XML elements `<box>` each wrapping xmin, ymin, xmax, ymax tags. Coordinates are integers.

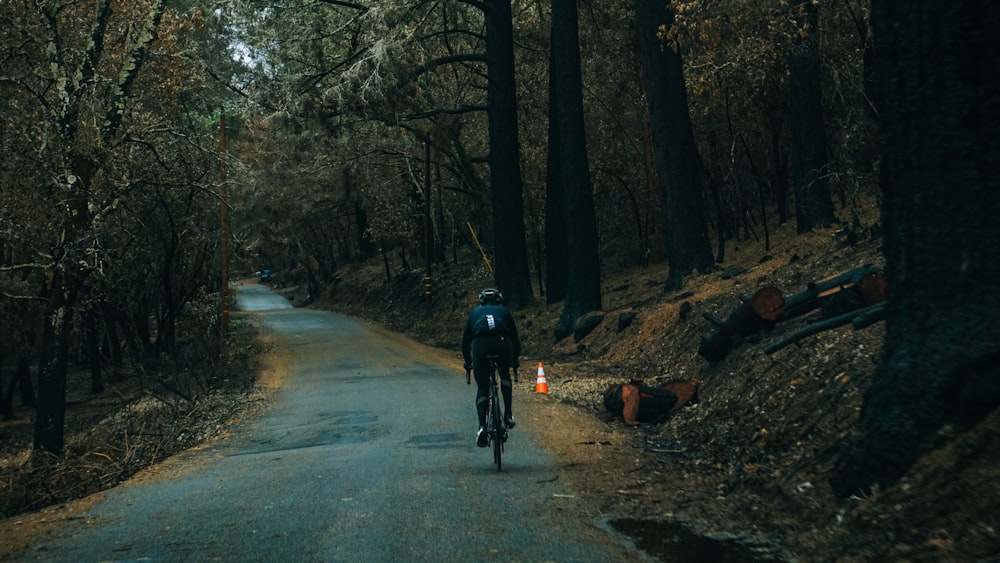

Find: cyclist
<box><xmin>462</xmin><ymin>288</ymin><xmax>521</xmax><ymax>447</ymax></box>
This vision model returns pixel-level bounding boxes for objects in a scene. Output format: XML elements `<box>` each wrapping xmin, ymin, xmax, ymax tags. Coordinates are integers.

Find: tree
<box><xmin>831</xmin><ymin>1</ymin><xmax>1000</xmax><ymax>497</ymax></box>
<box><xmin>788</xmin><ymin>0</ymin><xmax>836</xmax><ymax>233</ymax></box>
<box><xmin>30</xmin><ymin>0</ymin><xmax>168</xmax><ymax>454</ymax></box>
<box><xmin>633</xmin><ymin>0</ymin><xmax>714</xmax><ymax>292</ymax></box>
<box><xmin>0</xmin><ymin>1</ymin><xmax>230</xmax><ymax>454</ymax></box>
<box><xmin>549</xmin><ymin>0</ymin><xmax>602</xmax><ymax>338</ymax></box>
<box><xmin>544</xmin><ymin>41</ymin><xmax>568</xmax><ymax>305</ymax></box>
<box><xmin>484</xmin><ymin>0</ymin><xmax>533</xmax><ymax>308</ymax></box>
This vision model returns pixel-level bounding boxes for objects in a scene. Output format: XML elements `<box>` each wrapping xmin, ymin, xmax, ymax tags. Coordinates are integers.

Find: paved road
<box><xmin>20</xmin><ymin>285</ymin><xmax>642</xmax><ymax>562</ymax></box>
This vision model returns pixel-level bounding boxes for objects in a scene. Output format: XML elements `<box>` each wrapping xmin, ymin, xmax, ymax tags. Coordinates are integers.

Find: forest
<box><xmin>1</xmin><ymin>0</ymin><xmax>997</xmax><ymax>554</ymax></box>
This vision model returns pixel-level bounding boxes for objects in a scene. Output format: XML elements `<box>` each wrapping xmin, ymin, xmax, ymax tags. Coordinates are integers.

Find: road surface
<box><xmin>16</xmin><ymin>284</ymin><xmax>643</xmax><ymax>561</ymax></box>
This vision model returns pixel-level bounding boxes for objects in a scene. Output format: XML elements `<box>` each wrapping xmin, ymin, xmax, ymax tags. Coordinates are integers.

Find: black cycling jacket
<box><xmin>461</xmin><ymin>304</ymin><xmax>521</xmax><ymax>367</ymax></box>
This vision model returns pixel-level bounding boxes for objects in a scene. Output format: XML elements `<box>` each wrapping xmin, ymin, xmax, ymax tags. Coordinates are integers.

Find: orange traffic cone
<box><xmin>535</xmin><ymin>362</ymin><xmax>549</xmax><ymax>394</ymax></box>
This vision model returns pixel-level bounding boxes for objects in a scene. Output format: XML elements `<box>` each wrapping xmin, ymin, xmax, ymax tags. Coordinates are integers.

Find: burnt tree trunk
<box><xmin>699</xmin><ymin>287</ymin><xmax>784</xmax><ymax>361</ymax></box>
<box><xmin>633</xmin><ymin>0</ymin><xmax>715</xmax><ymax>292</ymax></box>
<box><xmin>551</xmin><ymin>0</ymin><xmax>602</xmax><ymax>339</ymax></box>
<box><xmin>544</xmin><ymin>24</ymin><xmax>568</xmax><ymax>305</ymax></box>
<box><xmin>832</xmin><ymin>1</ymin><xmax>1000</xmax><ymax>498</ymax></box>
<box><xmin>85</xmin><ymin>308</ymin><xmax>104</xmax><ymax>394</ymax></box>
<box><xmin>35</xmin><ymin>271</ymin><xmax>75</xmax><ymax>454</ymax></box>
<box><xmin>485</xmin><ymin>0</ymin><xmax>533</xmax><ymax>308</ymax></box>
<box><xmin>788</xmin><ymin>0</ymin><xmax>836</xmax><ymax>233</ymax></box>
<box><xmin>0</xmin><ymin>359</ymin><xmax>8</xmax><ymax>421</ymax></box>
<box><xmin>778</xmin><ymin>265</ymin><xmax>882</xmax><ymax>320</ymax></box>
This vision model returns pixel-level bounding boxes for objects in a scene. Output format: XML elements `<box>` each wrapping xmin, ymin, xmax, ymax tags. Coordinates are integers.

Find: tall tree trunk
<box><xmin>16</xmin><ymin>354</ymin><xmax>35</xmax><ymax>407</ymax></box>
<box><xmin>485</xmin><ymin>0</ymin><xmax>533</xmax><ymax>308</ymax></box>
<box><xmin>633</xmin><ymin>0</ymin><xmax>715</xmax><ymax>292</ymax></box>
<box><xmin>831</xmin><ymin>0</ymin><xmax>1000</xmax><ymax>498</ymax></box>
<box><xmin>769</xmin><ymin>112</ymin><xmax>790</xmax><ymax>225</ymax></box>
<box><xmin>0</xmin><ymin>358</ymin><xmax>8</xmax><ymax>421</ymax></box>
<box><xmin>788</xmin><ymin>0</ymin><xmax>836</xmax><ymax>233</ymax></box>
<box><xmin>30</xmin><ymin>0</ymin><xmax>166</xmax><ymax>454</ymax></box>
<box><xmin>85</xmin><ymin>308</ymin><xmax>104</xmax><ymax>394</ymax></box>
<box><xmin>545</xmin><ymin>27</ymin><xmax>568</xmax><ymax>306</ymax></box>
<box><xmin>550</xmin><ymin>0</ymin><xmax>602</xmax><ymax>338</ymax></box>
<box><xmin>34</xmin><ymin>153</ymin><xmax>93</xmax><ymax>453</ymax></box>
<box><xmin>34</xmin><ymin>270</ymin><xmax>75</xmax><ymax>454</ymax></box>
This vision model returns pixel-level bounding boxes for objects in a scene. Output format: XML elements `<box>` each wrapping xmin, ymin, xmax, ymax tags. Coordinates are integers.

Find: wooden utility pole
<box><xmin>423</xmin><ymin>140</ymin><xmax>433</xmax><ymax>302</ymax></box>
<box><xmin>220</xmin><ymin>113</ymin><xmax>230</xmax><ymax>333</ymax></box>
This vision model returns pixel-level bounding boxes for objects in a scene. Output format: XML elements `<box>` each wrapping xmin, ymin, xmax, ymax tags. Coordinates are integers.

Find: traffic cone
<box><xmin>535</xmin><ymin>362</ymin><xmax>549</xmax><ymax>394</ymax></box>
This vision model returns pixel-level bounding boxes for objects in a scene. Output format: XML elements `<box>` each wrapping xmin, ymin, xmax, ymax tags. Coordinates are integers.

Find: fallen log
<box><xmin>603</xmin><ymin>379</ymin><xmax>700</xmax><ymax>425</ymax></box>
<box><xmin>763</xmin><ymin>301</ymin><xmax>888</xmax><ymax>354</ymax></box>
<box><xmin>851</xmin><ymin>300</ymin><xmax>888</xmax><ymax>329</ymax></box>
<box><xmin>698</xmin><ymin>287</ymin><xmax>783</xmax><ymax>362</ymax></box>
<box><xmin>698</xmin><ymin>266</ymin><xmax>885</xmax><ymax>362</ymax></box>
<box><xmin>778</xmin><ymin>264</ymin><xmax>882</xmax><ymax>320</ymax></box>
<box><xmin>858</xmin><ymin>271</ymin><xmax>887</xmax><ymax>306</ymax></box>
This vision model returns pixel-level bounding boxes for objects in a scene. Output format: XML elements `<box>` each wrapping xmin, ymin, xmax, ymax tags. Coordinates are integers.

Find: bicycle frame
<box><xmin>466</xmin><ymin>355</ymin><xmax>518</xmax><ymax>471</ymax></box>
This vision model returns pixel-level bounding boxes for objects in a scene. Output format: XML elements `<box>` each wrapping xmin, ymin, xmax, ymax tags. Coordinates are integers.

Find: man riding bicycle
<box><xmin>462</xmin><ymin>288</ymin><xmax>521</xmax><ymax>447</ymax></box>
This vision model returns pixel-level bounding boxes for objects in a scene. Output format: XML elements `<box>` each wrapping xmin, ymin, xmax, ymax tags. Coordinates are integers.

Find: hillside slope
<box><xmin>321</xmin><ymin>221</ymin><xmax>998</xmax><ymax>562</ymax></box>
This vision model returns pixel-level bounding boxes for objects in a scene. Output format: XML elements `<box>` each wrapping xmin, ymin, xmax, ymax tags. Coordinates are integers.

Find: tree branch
<box><xmin>0</xmin><ymin>262</ymin><xmax>54</xmax><ymax>273</ymax></box>
<box><xmin>102</xmin><ymin>0</ymin><xmax>167</xmax><ymax>139</ymax></box>
<box><xmin>457</xmin><ymin>0</ymin><xmax>488</xmax><ymax>13</ymax></box>
<box><xmin>1</xmin><ymin>292</ymin><xmax>45</xmax><ymax>301</ymax></box>
<box><xmin>763</xmin><ymin>302</ymin><xmax>887</xmax><ymax>355</ymax></box>
<box><xmin>401</xmin><ymin>104</ymin><xmax>486</xmax><ymax>120</ymax></box>
<box><xmin>315</xmin><ymin>0</ymin><xmax>369</xmax><ymax>11</ymax></box>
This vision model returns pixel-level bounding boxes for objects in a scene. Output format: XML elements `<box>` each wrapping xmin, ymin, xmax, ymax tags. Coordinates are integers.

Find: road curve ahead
<box><xmin>20</xmin><ymin>285</ymin><xmax>642</xmax><ymax>562</ymax></box>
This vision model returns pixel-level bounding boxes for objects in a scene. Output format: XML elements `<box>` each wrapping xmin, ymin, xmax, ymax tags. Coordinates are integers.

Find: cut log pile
<box><xmin>697</xmin><ymin>265</ymin><xmax>887</xmax><ymax>362</ymax></box>
<box><xmin>603</xmin><ymin>379</ymin><xmax>700</xmax><ymax>425</ymax></box>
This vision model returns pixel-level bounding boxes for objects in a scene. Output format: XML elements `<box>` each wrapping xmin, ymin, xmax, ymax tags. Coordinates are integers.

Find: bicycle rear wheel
<box><xmin>489</xmin><ymin>390</ymin><xmax>503</xmax><ymax>470</ymax></box>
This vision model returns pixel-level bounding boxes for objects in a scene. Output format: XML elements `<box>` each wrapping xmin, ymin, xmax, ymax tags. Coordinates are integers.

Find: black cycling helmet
<box><xmin>478</xmin><ymin>287</ymin><xmax>503</xmax><ymax>305</ymax></box>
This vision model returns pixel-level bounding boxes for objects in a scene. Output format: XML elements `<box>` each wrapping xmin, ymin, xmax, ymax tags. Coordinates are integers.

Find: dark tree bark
<box><xmin>633</xmin><ymin>0</ymin><xmax>715</xmax><ymax>292</ymax></box>
<box><xmin>485</xmin><ymin>0</ymin><xmax>533</xmax><ymax>308</ymax></box>
<box><xmin>85</xmin><ymin>308</ymin><xmax>104</xmax><ymax>394</ymax></box>
<box><xmin>34</xmin><ymin>271</ymin><xmax>75</xmax><ymax>454</ymax></box>
<box><xmin>788</xmin><ymin>0</ymin><xmax>836</xmax><ymax>233</ymax></box>
<box><xmin>354</xmin><ymin>202</ymin><xmax>376</xmax><ymax>260</ymax></box>
<box><xmin>16</xmin><ymin>354</ymin><xmax>35</xmax><ymax>407</ymax></box>
<box><xmin>769</xmin><ymin>116</ymin><xmax>790</xmax><ymax>225</ymax></box>
<box><xmin>0</xmin><ymin>359</ymin><xmax>8</xmax><ymax>421</ymax></box>
<box><xmin>544</xmin><ymin>26</ymin><xmax>568</xmax><ymax>306</ymax></box>
<box><xmin>550</xmin><ymin>0</ymin><xmax>602</xmax><ymax>339</ymax></box>
<box><xmin>1</xmin><ymin>354</ymin><xmax>35</xmax><ymax>421</ymax></box>
<box><xmin>831</xmin><ymin>1</ymin><xmax>1000</xmax><ymax>498</ymax></box>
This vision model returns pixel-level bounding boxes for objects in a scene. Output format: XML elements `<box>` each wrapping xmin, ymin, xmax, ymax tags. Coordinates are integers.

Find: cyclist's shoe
<box><xmin>476</xmin><ymin>427</ymin><xmax>488</xmax><ymax>447</ymax></box>
<box><xmin>505</xmin><ymin>416</ymin><xmax>516</xmax><ymax>429</ymax></box>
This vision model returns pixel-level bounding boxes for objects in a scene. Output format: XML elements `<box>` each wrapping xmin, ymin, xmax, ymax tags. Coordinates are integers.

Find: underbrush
<box><xmin>0</xmin><ymin>317</ymin><xmax>268</xmax><ymax>520</ymax></box>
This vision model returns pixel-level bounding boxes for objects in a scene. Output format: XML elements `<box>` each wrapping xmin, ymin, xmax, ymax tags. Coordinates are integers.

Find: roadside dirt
<box><xmin>1</xmin><ymin>219</ymin><xmax>997</xmax><ymax>562</ymax></box>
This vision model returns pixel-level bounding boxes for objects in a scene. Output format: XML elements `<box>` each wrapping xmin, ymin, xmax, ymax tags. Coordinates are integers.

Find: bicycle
<box><xmin>466</xmin><ymin>354</ymin><xmax>518</xmax><ymax>471</ymax></box>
